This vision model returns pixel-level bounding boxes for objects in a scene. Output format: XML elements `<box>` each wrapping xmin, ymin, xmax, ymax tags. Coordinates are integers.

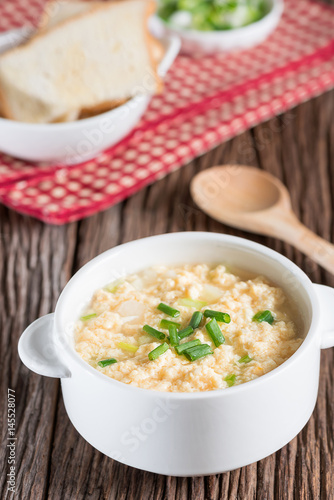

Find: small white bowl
<box><xmin>0</xmin><ymin>30</ymin><xmax>180</xmax><ymax>164</ymax></box>
<box><xmin>18</xmin><ymin>232</ymin><xmax>334</xmax><ymax>476</ymax></box>
<box><xmin>151</xmin><ymin>0</ymin><xmax>284</xmax><ymax>54</ymax></box>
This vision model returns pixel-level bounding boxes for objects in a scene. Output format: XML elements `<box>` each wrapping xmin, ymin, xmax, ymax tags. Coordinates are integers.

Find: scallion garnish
<box><xmin>160</xmin><ymin>319</ymin><xmax>181</xmax><ymax>329</ymax></box>
<box><xmin>252</xmin><ymin>310</ymin><xmax>274</xmax><ymax>324</ymax></box>
<box><xmin>178</xmin><ymin>298</ymin><xmax>208</xmax><ymax>309</ymax></box>
<box><xmin>224</xmin><ymin>374</ymin><xmax>236</xmax><ymax>387</ymax></box>
<box><xmin>98</xmin><ymin>358</ymin><xmax>117</xmax><ymax>367</ymax></box>
<box><xmin>178</xmin><ymin>325</ymin><xmax>194</xmax><ymax>340</ymax></box>
<box><xmin>183</xmin><ymin>344</ymin><xmax>213</xmax><ymax>361</ymax></box>
<box><xmin>205</xmin><ymin>318</ymin><xmax>225</xmax><ymax>347</ymax></box>
<box><xmin>189</xmin><ymin>311</ymin><xmax>203</xmax><ymax>329</ymax></box>
<box><xmin>204</xmin><ymin>309</ymin><xmax>231</xmax><ymax>323</ymax></box>
<box><xmin>148</xmin><ymin>342</ymin><xmax>169</xmax><ymax>361</ymax></box>
<box><xmin>80</xmin><ymin>313</ymin><xmax>97</xmax><ymax>321</ymax></box>
<box><xmin>157</xmin><ymin>303</ymin><xmax>180</xmax><ymax>318</ymax></box>
<box><xmin>143</xmin><ymin>325</ymin><xmax>165</xmax><ymax>340</ymax></box>
<box><xmin>168</xmin><ymin>324</ymin><xmax>179</xmax><ymax>347</ymax></box>
<box><xmin>175</xmin><ymin>339</ymin><xmax>201</xmax><ymax>355</ymax></box>
<box><xmin>238</xmin><ymin>354</ymin><xmax>253</xmax><ymax>364</ymax></box>
<box><xmin>117</xmin><ymin>342</ymin><xmax>138</xmax><ymax>353</ymax></box>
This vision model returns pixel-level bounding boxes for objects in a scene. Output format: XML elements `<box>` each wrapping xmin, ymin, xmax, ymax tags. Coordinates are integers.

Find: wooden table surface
<box><xmin>1</xmin><ymin>86</ymin><xmax>334</xmax><ymax>498</ymax></box>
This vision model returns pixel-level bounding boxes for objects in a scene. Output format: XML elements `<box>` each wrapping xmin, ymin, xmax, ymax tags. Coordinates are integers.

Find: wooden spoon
<box><xmin>191</xmin><ymin>165</ymin><xmax>334</xmax><ymax>274</ymax></box>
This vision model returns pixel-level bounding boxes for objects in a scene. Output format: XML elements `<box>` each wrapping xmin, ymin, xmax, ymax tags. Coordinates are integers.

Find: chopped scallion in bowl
<box><xmin>158</xmin><ymin>0</ymin><xmax>270</xmax><ymax>32</ymax></box>
<box><xmin>152</xmin><ymin>0</ymin><xmax>283</xmax><ymax>54</ymax></box>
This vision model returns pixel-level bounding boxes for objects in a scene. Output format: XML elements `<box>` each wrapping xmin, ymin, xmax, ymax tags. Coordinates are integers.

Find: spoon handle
<box><xmin>277</xmin><ymin>216</ymin><xmax>334</xmax><ymax>274</ymax></box>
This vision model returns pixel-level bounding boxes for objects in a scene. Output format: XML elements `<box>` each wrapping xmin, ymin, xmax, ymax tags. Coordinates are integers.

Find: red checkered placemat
<box><xmin>0</xmin><ymin>0</ymin><xmax>333</xmax><ymax>224</ymax></box>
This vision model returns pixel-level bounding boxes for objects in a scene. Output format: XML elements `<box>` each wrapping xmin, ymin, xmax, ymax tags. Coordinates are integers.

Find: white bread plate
<box><xmin>151</xmin><ymin>0</ymin><xmax>283</xmax><ymax>54</ymax></box>
<box><xmin>0</xmin><ymin>29</ymin><xmax>180</xmax><ymax>165</ymax></box>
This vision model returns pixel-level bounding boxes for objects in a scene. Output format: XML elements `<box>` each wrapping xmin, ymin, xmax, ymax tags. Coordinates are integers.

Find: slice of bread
<box><xmin>0</xmin><ymin>0</ymin><xmax>162</xmax><ymax>123</ymax></box>
<box><xmin>42</xmin><ymin>0</ymin><xmax>165</xmax><ymax>65</ymax></box>
<box><xmin>38</xmin><ymin>0</ymin><xmax>164</xmax><ymax>121</ymax></box>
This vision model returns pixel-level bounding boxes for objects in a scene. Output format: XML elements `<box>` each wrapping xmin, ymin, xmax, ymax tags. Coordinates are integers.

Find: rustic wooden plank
<box><xmin>0</xmin><ymin>210</ymin><xmax>78</xmax><ymax>500</ymax></box>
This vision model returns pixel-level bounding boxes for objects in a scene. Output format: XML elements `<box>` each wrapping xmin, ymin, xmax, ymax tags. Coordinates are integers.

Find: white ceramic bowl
<box><xmin>0</xmin><ymin>29</ymin><xmax>180</xmax><ymax>164</ymax></box>
<box><xmin>151</xmin><ymin>0</ymin><xmax>284</xmax><ymax>54</ymax></box>
<box><xmin>18</xmin><ymin>232</ymin><xmax>334</xmax><ymax>476</ymax></box>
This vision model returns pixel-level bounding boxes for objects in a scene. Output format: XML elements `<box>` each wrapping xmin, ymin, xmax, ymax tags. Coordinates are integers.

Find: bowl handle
<box><xmin>18</xmin><ymin>313</ymin><xmax>71</xmax><ymax>378</ymax></box>
<box><xmin>313</xmin><ymin>284</ymin><xmax>334</xmax><ymax>349</ymax></box>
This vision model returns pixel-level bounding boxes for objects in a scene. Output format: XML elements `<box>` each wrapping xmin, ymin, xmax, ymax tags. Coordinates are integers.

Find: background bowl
<box><xmin>0</xmin><ymin>30</ymin><xmax>180</xmax><ymax>164</ymax></box>
<box><xmin>150</xmin><ymin>0</ymin><xmax>284</xmax><ymax>54</ymax></box>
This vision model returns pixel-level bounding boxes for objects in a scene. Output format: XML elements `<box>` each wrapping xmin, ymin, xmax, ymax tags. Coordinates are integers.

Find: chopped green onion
<box><xmin>158</xmin><ymin>0</ymin><xmax>268</xmax><ymax>31</ymax></box>
<box><xmin>178</xmin><ymin>325</ymin><xmax>194</xmax><ymax>340</ymax></box>
<box><xmin>175</xmin><ymin>339</ymin><xmax>201</xmax><ymax>355</ymax></box>
<box><xmin>157</xmin><ymin>302</ymin><xmax>180</xmax><ymax>318</ymax></box>
<box><xmin>168</xmin><ymin>324</ymin><xmax>179</xmax><ymax>347</ymax></box>
<box><xmin>205</xmin><ymin>318</ymin><xmax>225</xmax><ymax>347</ymax></box>
<box><xmin>238</xmin><ymin>354</ymin><xmax>253</xmax><ymax>364</ymax></box>
<box><xmin>117</xmin><ymin>342</ymin><xmax>138</xmax><ymax>353</ymax></box>
<box><xmin>204</xmin><ymin>309</ymin><xmax>231</xmax><ymax>323</ymax></box>
<box><xmin>148</xmin><ymin>342</ymin><xmax>169</xmax><ymax>361</ymax></box>
<box><xmin>159</xmin><ymin>319</ymin><xmax>181</xmax><ymax>329</ymax></box>
<box><xmin>224</xmin><ymin>374</ymin><xmax>236</xmax><ymax>387</ymax></box>
<box><xmin>98</xmin><ymin>358</ymin><xmax>117</xmax><ymax>367</ymax></box>
<box><xmin>143</xmin><ymin>325</ymin><xmax>165</xmax><ymax>340</ymax></box>
<box><xmin>80</xmin><ymin>313</ymin><xmax>97</xmax><ymax>321</ymax></box>
<box><xmin>184</xmin><ymin>344</ymin><xmax>213</xmax><ymax>361</ymax></box>
<box><xmin>189</xmin><ymin>311</ymin><xmax>203</xmax><ymax>329</ymax></box>
<box><xmin>252</xmin><ymin>310</ymin><xmax>274</xmax><ymax>324</ymax></box>
<box><xmin>178</xmin><ymin>298</ymin><xmax>208</xmax><ymax>309</ymax></box>
<box><xmin>105</xmin><ymin>278</ymin><xmax>124</xmax><ymax>293</ymax></box>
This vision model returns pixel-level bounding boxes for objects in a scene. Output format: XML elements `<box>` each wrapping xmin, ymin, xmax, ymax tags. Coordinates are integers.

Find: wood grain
<box><xmin>1</xmin><ymin>89</ymin><xmax>333</xmax><ymax>499</ymax></box>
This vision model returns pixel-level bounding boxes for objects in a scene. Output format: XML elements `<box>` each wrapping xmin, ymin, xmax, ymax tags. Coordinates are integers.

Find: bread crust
<box><xmin>0</xmin><ymin>82</ymin><xmax>14</xmax><ymax>120</ymax></box>
<box><xmin>143</xmin><ymin>0</ymin><xmax>163</xmax><ymax>94</ymax></box>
